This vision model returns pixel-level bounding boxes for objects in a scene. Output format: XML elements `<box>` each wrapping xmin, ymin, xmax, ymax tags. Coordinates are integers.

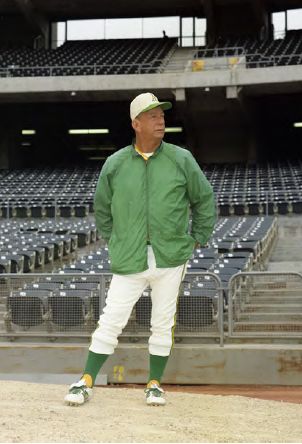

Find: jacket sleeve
<box><xmin>185</xmin><ymin>153</ymin><xmax>216</xmax><ymax>246</ymax></box>
<box><xmin>94</xmin><ymin>161</ymin><xmax>113</xmax><ymax>242</ymax></box>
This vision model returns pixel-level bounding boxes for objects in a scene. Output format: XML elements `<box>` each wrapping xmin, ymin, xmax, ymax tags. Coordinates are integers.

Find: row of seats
<box><xmin>203</xmin><ymin>161</ymin><xmax>302</xmax><ymax>215</ymax></box>
<box><xmin>0</xmin><ymin>38</ymin><xmax>177</xmax><ymax>77</ymax></box>
<box><xmin>0</xmin><ymin>166</ymin><xmax>97</xmax><ymax>218</ymax></box>
<box><xmin>195</xmin><ymin>30</ymin><xmax>302</xmax><ymax>67</ymax></box>
<box><xmin>0</xmin><ymin>219</ymin><xmax>97</xmax><ymax>273</ymax></box>
<box><xmin>4</xmin><ymin>274</ymin><xmax>218</xmax><ymax>331</ymax></box>
<box><xmin>6</xmin><ymin>281</ymin><xmax>101</xmax><ymax>329</ymax></box>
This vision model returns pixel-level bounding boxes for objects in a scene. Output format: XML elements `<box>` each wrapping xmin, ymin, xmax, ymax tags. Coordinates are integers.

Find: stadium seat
<box><xmin>177</xmin><ymin>289</ymin><xmax>214</xmax><ymax>327</ymax></box>
<box><xmin>7</xmin><ymin>290</ymin><xmax>50</xmax><ymax>328</ymax></box>
<box><xmin>48</xmin><ymin>289</ymin><xmax>91</xmax><ymax>327</ymax></box>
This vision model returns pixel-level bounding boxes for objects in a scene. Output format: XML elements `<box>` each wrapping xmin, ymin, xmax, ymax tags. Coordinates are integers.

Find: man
<box><xmin>64</xmin><ymin>92</ymin><xmax>216</xmax><ymax>407</ymax></box>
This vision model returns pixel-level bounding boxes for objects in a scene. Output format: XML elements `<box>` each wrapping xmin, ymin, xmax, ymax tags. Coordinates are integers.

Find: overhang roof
<box><xmin>1</xmin><ymin>0</ymin><xmax>301</xmax><ymax>21</ymax></box>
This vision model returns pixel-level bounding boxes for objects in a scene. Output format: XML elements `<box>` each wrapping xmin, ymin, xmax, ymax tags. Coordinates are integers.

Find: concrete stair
<box><xmin>163</xmin><ymin>47</ymin><xmax>196</xmax><ymax>73</ymax></box>
<box><xmin>238</xmin><ymin>313</ymin><xmax>302</xmax><ymax>322</ymax></box>
<box><xmin>234</xmin><ymin>321</ymin><xmax>302</xmax><ymax>332</ymax></box>
<box><xmin>233</xmin><ymin>286</ymin><xmax>302</xmax><ymax>330</ymax></box>
<box><xmin>244</xmin><ymin>303</ymin><xmax>302</xmax><ymax>313</ymax></box>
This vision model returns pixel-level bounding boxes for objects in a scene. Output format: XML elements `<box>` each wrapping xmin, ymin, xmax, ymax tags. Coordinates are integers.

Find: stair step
<box><xmin>243</xmin><ymin>304</ymin><xmax>302</xmax><ymax>313</ymax></box>
<box><xmin>251</xmin><ymin>289</ymin><xmax>302</xmax><ymax>295</ymax></box>
<box><xmin>238</xmin><ymin>313</ymin><xmax>302</xmax><ymax>322</ymax></box>
<box><xmin>248</xmin><ymin>296</ymin><xmax>302</xmax><ymax>304</ymax></box>
<box><xmin>234</xmin><ymin>321</ymin><xmax>302</xmax><ymax>332</ymax></box>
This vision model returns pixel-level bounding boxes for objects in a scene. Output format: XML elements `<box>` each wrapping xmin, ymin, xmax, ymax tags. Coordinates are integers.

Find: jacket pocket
<box><xmin>156</xmin><ymin>231</ymin><xmax>195</xmax><ymax>265</ymax></box>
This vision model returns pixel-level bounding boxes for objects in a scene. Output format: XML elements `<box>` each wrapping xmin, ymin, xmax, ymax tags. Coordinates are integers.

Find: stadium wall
<box><xmin>1</xmin><ymin>343</ymin><xmax>302</xmax><ymax>385</ymax></box>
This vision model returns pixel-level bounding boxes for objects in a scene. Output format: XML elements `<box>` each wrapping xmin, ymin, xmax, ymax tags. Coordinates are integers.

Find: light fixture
<box><xmin>69</xmin><ymin>129</ymin><xmax>109</xmax><ymax>135</ymax></box>
<box><xmin>21</xmin><ymin>142</ymin><xmax>31</xmax><ymax>147</ymax></box>
<box><xmin>22</xmin><ymin>130</ymin><xmax>36</xmax><ymax>135</ymax></box>
<box><xmin>79</xmin><ymin>146</ymin><xmax>115</xmax><ymax>151</ymax></box>
<box><xmin>89</xmin><ymin>129</ymin><xmax>109</xmax><ymax>134</ymax></box>
<box><xmin>88</xmin><ymin>156</ymin><xmax>107</xmax><ymax>160</ymax></box>
<box><xmin>293</xmin><ymin>122</ymin><xmax>302</xmax><ymax>128</ymax></box>
<box><xmin>165</xmin><ymin>127</ymin><xmax>183</xmax><ymax>133</ymax></box>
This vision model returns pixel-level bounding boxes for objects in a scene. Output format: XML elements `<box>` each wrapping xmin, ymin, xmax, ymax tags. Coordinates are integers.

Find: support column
<box><xmin>14</xmin><ymin>0</ymin><xmax>50</xmax><ymax>48</ymax></box>
<box><xmin>0</xmin><ymin>127</ymin><xmax>21</xmax><ymax>169</ymax></box>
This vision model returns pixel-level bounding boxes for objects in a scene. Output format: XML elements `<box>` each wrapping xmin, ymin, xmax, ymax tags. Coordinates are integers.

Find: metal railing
<box><xmin>0</xmin><ymin>271</ymin><xmax>224</xmax><ymax>345</ymax></box>
<box><xmin>228</xmin><ymin>272</ymin><xmax>302</xmax><ymax>338</ymax></box>
<box><xmin>0</xmin><ymin>60</ymin><xmax>169</xmax><ymax>77</ymax></box>
<box><xmin>3</xmin><ymin>270</ymin><xmax>302</xmax><ymax>343</ymax></box>
<box><xmin>194</xmin><ymin>46</ymin><xmax>246</xmax><ymax>58</ymax></box>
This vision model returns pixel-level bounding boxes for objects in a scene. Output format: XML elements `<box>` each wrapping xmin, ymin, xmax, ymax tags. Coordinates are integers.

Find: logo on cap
<box><xmin>151</xmin><ymin>94</ymin><xmax>158</xmax><ymax>102</ymax></box>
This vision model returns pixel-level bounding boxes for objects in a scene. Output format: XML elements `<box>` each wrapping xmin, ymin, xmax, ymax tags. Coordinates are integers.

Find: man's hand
<box><xmin>195</xmin><ymin>242</ymin><xmax>207</xmax><ymax>249</ymax></box>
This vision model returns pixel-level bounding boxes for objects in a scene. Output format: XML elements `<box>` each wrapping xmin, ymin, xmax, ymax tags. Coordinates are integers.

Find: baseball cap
<box><xmin>130</xmin><ymin>92</ymin><xmax>172</xmax><ymax>121</ymax></box>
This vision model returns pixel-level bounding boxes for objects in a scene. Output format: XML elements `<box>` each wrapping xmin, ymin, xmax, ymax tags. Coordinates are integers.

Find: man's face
<box><xmin>133</xmin><ymin>106</ymin><xmax>165</xmax><ymax>140</ymax></box>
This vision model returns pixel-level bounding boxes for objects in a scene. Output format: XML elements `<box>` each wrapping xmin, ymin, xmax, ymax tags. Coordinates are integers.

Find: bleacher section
<box><xmin>0</xmin><ymin>38</ymin><xmax>177</xmax><ymax>77</ymax></box>
<box><xmin>0</xmin><ymin>167</ymin><xmax>98</xmax><ymax>217</ymax></box>
<box><xmin>0</xmin><ymin>219</ymin><xmax>97</xmax><ymax>273</ymax></box>
<box><xmin>0</xmin><ymin>216</ymin><xmax>277</xmax><ymax>338</ymax></box>
<box><xmin>203</xmin><ymin>161</ymin><xmax>302</xmax><ymax>216</ymax></box>
<box><xmin>195</xmin><ymin>30</ymin><xmax>302</xmax><ymax>67</ymax></box>
<box><xmin>0</xmin><ymin>162</ymin><xmax>301</xmax><ymax>217</ymax></box>
<box><xmin>0</xmin><ymin>31</ymin><xmax>300</xmax><ymax>79</ymax></box>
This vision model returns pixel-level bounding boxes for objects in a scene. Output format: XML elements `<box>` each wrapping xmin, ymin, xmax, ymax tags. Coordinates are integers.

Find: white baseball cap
<box><xmin>130</xmin><ymin>92</ymin><xmax>172</xmax><ymax>121</ymax></box>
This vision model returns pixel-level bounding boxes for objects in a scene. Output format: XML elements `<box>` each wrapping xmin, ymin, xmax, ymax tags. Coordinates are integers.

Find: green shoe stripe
<box><xmin>145</xmin><ymin>388</ymin><xmax>164</xmax><ymax>398</ymax></box>
<box><xmin>70</xmin><ymin>386</ymin><xmax>90</xmax><ymax>400</ymax></box>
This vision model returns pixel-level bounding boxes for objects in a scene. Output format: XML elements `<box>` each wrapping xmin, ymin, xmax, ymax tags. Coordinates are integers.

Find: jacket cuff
<box><xmin>100</xmin><ymin>233</ymin><xmax>111</xmax><ymax>242</ymax></box>
<box><xmin>192</xmin><ymin>233</ymin><xmax>208</xmax><ymax>247</ymax></box>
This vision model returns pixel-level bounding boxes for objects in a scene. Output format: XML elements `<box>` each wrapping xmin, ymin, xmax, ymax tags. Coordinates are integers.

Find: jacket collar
<box><xmin>131</xmin><ymin>140</ymin><xmax>164</xmax><ymax>157</ymax></box>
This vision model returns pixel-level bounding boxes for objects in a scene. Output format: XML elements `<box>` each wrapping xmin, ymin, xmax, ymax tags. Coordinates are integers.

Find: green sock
<box><xmin>148</xmin><ymin>354</ymin><xmax>169</xmax><ymax>384</ymax></box>
<box><xmin>83</xmin><ymin>351</ymin><xmax>109</xmax><ymax>387</ymax></box>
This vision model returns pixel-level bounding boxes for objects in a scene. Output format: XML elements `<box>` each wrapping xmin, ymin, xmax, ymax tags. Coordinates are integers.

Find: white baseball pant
<box><xmin>89</xmin><ymin>246</ymin><xmax>187</xmax><ymax>356</ymax></box>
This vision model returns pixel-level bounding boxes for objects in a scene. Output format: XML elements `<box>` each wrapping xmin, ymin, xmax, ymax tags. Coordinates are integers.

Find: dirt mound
<box><xmin>0</xmin><ymin>381</ymin><xmax>302</xmax><ymax>443</ymax></box>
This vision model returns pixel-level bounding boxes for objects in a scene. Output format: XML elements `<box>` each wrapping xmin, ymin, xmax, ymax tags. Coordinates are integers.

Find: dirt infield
<box><xmin>1</xmin><ymin>381</ymin><xmax>302</xmax><ymax>443</ymax></box>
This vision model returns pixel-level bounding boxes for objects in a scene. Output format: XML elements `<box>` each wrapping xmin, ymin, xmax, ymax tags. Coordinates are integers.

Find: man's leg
<box><xmin>65</xmin><ymin>272</ymin><xmax>148</xmax><ymax>405</ymax></box>
<box><xmin>85</xmin><ymin>273</ymin><xmax>148</xmax><ymax>382</ymax></box>
<box><xmin>145</xmin><ymin>261</ymin><xmax>186</xmax><ymax>405</ymax></box>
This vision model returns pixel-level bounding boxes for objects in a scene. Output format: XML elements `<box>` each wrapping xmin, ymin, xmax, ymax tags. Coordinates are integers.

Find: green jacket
<box><xmin>94</xmin><ymin>141</ymin><xmax>216</xmax><ymax>274</ymax></box>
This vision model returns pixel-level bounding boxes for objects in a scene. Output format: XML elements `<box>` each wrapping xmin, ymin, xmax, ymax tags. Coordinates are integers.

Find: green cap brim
<box><xmin>140</xmin><ymin>101</ymin><xmax>172</xmax><ymax>114</ymax></box>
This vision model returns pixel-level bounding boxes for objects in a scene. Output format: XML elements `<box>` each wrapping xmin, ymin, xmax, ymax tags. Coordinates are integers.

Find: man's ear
<box><xmin>132</xmin><ymin>118</ymin><xmax>140</xmax><ymax>132</ymax></box>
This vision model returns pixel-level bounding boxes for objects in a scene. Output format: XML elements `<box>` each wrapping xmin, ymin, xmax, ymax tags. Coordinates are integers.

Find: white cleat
<box><xmin>64</xmin><ymin>379</ymin><xmax>93</xmax><ymax>406</ymax></box>
<box><xmin>145</xmin><ymin>383</ymin><xmax>166</xmax><ymax>406</ymax></box>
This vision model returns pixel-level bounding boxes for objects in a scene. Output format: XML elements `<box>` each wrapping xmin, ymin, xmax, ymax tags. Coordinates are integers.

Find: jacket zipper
<box><xmin>145</xmin><ymin>159</ymin><xmax>150</xmax><ymax>243</ymax></box>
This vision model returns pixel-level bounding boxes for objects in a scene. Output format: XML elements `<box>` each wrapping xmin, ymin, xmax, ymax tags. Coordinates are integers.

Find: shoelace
<box><xmin>145</xmin><ymin>386</ymin><xmax>164</xmax><ymax>398</ymax></box>
<box><xmin>70</xmin><ymin>385</ymin><xmax>87</xmax><ymax>394</ymax></box>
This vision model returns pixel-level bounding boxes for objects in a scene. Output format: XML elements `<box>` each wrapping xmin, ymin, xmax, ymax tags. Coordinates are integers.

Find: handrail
<box><xmin>194</xmin><ymin>46</ymin><xmax>247</xmax><ymax>57</ymax></box>
<box><xmin>228</xmin><ymin>271</ymin><xmax>302</xmax><ymax>338</ymax></box>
